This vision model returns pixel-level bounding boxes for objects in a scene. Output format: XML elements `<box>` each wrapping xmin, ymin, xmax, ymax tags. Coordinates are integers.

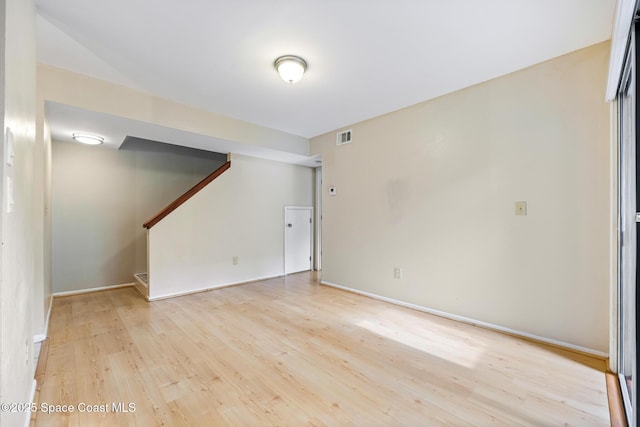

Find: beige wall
<box><xmin>311</xmin><ymin>42</ymin><xmax>611</xmax><ymax>353</ymax></box>
<box><xmin>52</xmin><ymin>141</ymin><xmax>224</xmax><ymax>292</ymax></box>
<box><xmin>38</xmin><ymin>64</ymin><xmax>309</xmax><ymax>156</ymax></box>
<box><xmin>52</xmin><ymin>142</ymin><xmax>136</xmax><ymax>292</ymax></box>
<box><xmin>1</xmin><ymin>0</ymin><xmax>38</xmax><ymax>425</ymax></box>
<box><xmin>149</xmin><ymin>154</ymin><xmax>313</xmax><ymax>299</ymax></box>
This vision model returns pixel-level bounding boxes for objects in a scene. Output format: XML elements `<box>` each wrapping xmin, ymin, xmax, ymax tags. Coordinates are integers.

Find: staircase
<box><xmin>133</xmin><ymin>273</ymin><xmax>149</xmax><ymax>300</ymax></box>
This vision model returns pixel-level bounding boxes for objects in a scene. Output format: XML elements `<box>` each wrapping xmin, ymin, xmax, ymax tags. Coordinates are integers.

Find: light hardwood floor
<box><xmin>34</xmin><ymin>272</ymin><xmax>609</xmax><ymax>426</ymax></box>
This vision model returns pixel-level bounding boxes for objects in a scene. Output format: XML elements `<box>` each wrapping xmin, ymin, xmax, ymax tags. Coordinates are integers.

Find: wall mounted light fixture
<box><xmin>274</xmin><ymin>55</ymin><xmax>307</xmax><ymax>84</ymax></box>
<box><xmin>72</xmin><ymin>133</ymin><xmax>104</xmax><ymax>145</ymax></box>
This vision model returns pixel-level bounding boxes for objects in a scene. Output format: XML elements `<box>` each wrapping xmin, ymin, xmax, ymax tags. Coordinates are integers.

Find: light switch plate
<box><xmin>5</xmin><ymin>127</ymin><xmax>14</xmax><ymax>166</ymax></box>
<box><xmin>6</xmin><ymin>176</ymin><xmax>13</xmax><ymax>214</ymax></box>
<box><xmin>329</xmin><ymin>186</ymin><xmax>337</xmax><ymax>196</ymax></box>
<box><xmin>515</xmin><ymin>201</ymin><xmax>527</xmax><ymax>216</ymax></box>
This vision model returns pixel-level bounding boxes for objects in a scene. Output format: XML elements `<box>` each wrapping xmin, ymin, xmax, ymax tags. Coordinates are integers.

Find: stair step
<box><xmin>134</xmin><ymin>273</ymin><xmax>148</xmax><ymax>286</ymax></box>
<box><xmin>133</xmin><ymin>273</ymin><xmax>149</xmax><ymax>300</ymax></box>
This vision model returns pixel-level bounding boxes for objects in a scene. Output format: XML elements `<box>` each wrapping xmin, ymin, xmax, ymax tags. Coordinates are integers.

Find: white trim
<box><xmin>606</xmin><ymin>0</ymin><xmax>638</xmax><ymax>101</ymax></box>
<box><xmin>33</xmin><ymin>295</ymin><xmax>54</xmax><ymax>344</ymax></box>
<box><xmin>146</xmin><ymin>230</ymin><xmax>150</xmax><ymax>292</ymax></box>
<box><xmin>620</xmin><ymin>372</ymin><xmax>633</xmax><ymax>420</ymax></box>
<box><xmin>321</xmin><ymin>280</ymin><xmax>609</xmax><ymax>359</ymax></box>
<box><xmin>53</xmin><ymin>283</ymin><xmax>134</xmax><ymax>298</ymax></box>
<box><xmin>148</xmin><ymin>275</ymin><xmax>283</xmax><ymax>301</ymax></box>
<box><xmin>24</xmin><ymin>379</ymin><xmax>36</xmax><ymax>427</ymax></box>
<box><xmin>610</xmin><ymin>101</ymin><xmax>620</xmax><ymax>372</ymax></box>
<box><xmin>314</xmin><ymin>168</ymin><xmax>322</xmax><ymax>271</ymax></box>
<box><xmin>44</xmin><ymin>294</ymin><xmax>53</xmax><ymax>337</ymax></box>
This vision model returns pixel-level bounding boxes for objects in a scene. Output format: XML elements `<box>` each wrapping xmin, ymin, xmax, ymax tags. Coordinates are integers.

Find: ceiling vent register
<box><xmin>336</xmin><ymin>129</ymin><xmax>353</xmax><ymax>146</ymax></box>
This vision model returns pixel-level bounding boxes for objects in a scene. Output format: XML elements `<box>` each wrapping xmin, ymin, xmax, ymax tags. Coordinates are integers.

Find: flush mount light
<box><xmin>274</xmin><ymin>55</ymin><xmax>307</xmax><ymax>84</ymax></box>
<box><xmin>72</xmin><ymin>133</ymin><xmax>104</xmax><ymax>145</ymax></box>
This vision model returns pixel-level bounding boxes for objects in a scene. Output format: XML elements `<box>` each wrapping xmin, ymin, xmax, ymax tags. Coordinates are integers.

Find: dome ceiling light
<box><xmin>72</xmin><ymin>133</ymin><xmax>104</xmax><ymax>145</ymax></box>
<box><xmin>274</xmin><ymin>55</ymin><xmax>307</xmax><ymax>84</ymax></box>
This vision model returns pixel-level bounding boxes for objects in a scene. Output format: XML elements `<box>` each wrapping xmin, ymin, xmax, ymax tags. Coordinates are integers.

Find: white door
<box><xmin>284</xmin><ymin>206</ymin><xmax>313</xmax><ymax>274</ymax></box>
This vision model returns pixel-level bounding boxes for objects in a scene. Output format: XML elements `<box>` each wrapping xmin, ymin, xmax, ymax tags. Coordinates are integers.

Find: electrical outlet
<box><xmin>394</xmin><ymin>267</ymin><xmax>403</xmax><ymax>279</ymax></box>
<box><xmin>232</xmin><ymin>256</ymin><xmax>238</xmax><ymax>265</ymax></box>
<box><xmin>515</xmin><ymin>201</ymin><xmax>527</xmax><ymax>216</ymax></box>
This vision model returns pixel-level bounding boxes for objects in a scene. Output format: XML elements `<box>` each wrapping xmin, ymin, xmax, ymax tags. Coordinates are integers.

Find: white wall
<box><xmin>1</xmin><ymin>0</ymin><xmax>38</xmax><ymax>426</ymax></box>
<box><xmin>311</xmin><ymin>42</ymin><xmax>611</xmax><ymax>354</ymax></box>
<box><xmin>149</xmin><ymin>154</ymin><xmax>313</xmax><ymax>299</ymax></box>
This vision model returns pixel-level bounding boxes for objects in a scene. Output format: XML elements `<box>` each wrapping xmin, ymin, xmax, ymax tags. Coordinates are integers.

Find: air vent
<box><xmin>336</xmin><ymin>129</ymin><xmax>353</xmax><ymax>146</ymax></box>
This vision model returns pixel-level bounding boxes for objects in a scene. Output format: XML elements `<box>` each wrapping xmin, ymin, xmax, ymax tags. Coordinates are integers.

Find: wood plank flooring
<box><xmin>34</xmin><ymin>272</ymin><xmax>610</xmax><ymax>426</ymax></box>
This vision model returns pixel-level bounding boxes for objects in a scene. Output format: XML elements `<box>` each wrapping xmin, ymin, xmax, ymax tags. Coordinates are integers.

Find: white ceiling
<box><xmin>36</xmin><ymin>0</ymin><xmax>615</xmax><ymax>158</ymax></box>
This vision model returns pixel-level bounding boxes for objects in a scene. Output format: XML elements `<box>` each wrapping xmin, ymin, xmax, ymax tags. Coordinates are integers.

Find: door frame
<box><xmin>315</xmin><ymin>167</ymin><xmax>322</xmax><ymax>271</ymax></box>
<box><xmin>616</xmin><ymin>19</ymin><xmax>639</xmax><ymax>425</ymax></box>
<box><xmin>283</xmin><ymin>205</ymin><xmax>314</xmax><ymax>275</ymax></box>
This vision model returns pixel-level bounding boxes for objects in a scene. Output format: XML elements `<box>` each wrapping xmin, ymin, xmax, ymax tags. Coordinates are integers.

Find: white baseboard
<box><xmin>148</xmin><ymin>275</ymin><xmax>283</xmax><ymax>301</ymax></box>
<box><xmin>33</xmin><ymin>295</ymin><xmax>54</xmax><ymax>345</ymax></box>
<box><xmin>321</xmin><ymin>280</ymin><xmax>608</xmax><ymax>359</ymax></box>
<box><xmin>53</xmin><ymin>283</ymin><xmax>134</xmax><ymax>298</ymax></box>
<box><xmin>24</xmin><ymin>379</ymin><xmax>36</xmax><ymax>427</ymax></box>
<box><xmin>44</xmin><ymin>294</ymin><xmax>53</xmax><ymax>335</ymax></box>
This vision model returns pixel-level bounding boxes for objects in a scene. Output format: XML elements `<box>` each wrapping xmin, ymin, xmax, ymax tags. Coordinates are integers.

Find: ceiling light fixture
<box><xmin>72</xmin><ymin>133</ymin><xmax>104</xmax><ymax>145</ymax></box>
<box><xmin>274</xmin><ymin>55</ymin><xmax>307</xmax><ymax>84</ymax></box>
